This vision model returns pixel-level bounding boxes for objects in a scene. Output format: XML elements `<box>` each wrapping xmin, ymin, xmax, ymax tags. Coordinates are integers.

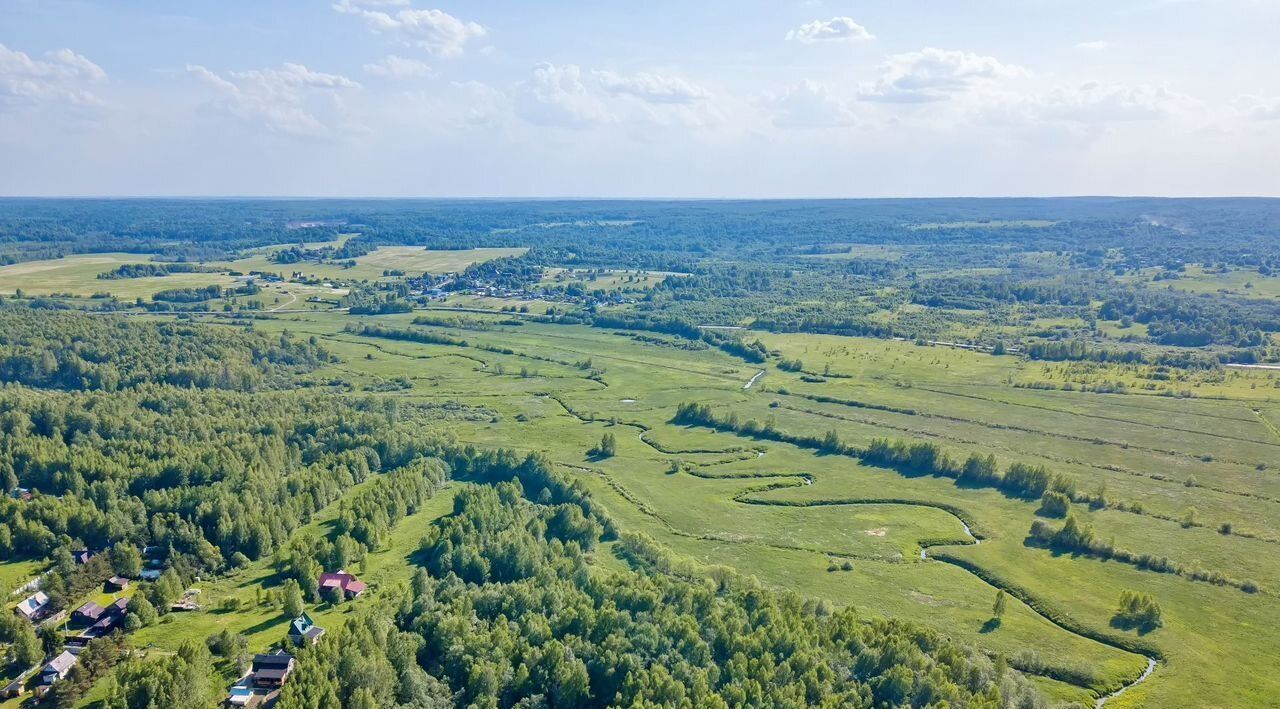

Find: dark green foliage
<box><xmin>151</xmin><ymin>284</ymin><xmax>223</xmax><ymax>303</ymax></box>
<box><xmin>0</xmin><ymin>384</ymin><xmax>434</xmax><ymax>565</ymax></box>
<box><xmin>43</xmin><ymin>633</ymin><xmax>131</xmax><ymax>709</ymax></box>
<box><xmin>103</xmin><ymin>640</ymin><xmax>222</xmax><ymax>708</ymax></box>
<box><xmin>1112</xmin><ymin>590</ymin><xmax>1163</xmax><ymax>632</ymax></box>
<box><xmin>1038</xmin><ymin>491</ymin><xmax>1071</xmax><ymax>518</ymax></box>
<box><xmin>205</xmin><ymin>628</ymin><xmax>247</xmax><ymax>658</ymax></box>
<box><xmin>1001</xmin><ymin>463</ymin><xmax>1053</xmax><ymax>499</ymax></box>
<box><xmin>281</xmin><ymin>464</ymin><xmax>1041</xmax><ymax>709</ymax></box>
<box><xmin>344</xmin><ymin>322</ymin><xmax>467</xmax><ymax>347</ymax></box>
<box><xmin>0</xmin><ymin>310</ymin><xmax>328</xmax><ymax>391</ymax></box>
<box><xmin>0</xmin><ymin>610</ymin><xmax>44</xmax><ymax>667</ymax></box>
<box><xmin>274</xmin><ymin>457</ymin><xmax>447</xmax><ymax>594</ymax></box>
<box><xmin>97</xmin><ymin>263</ymin><xmax>220</xmax><ymax>280</ymax></box>
<box><xmin>588</xmin><ymin>431</ymin><xmax>617</xmax><ymax>458</ymax></box>
<box><xmin>960</xmin><ymin>454</ymin><xmax>1001</xmax><ymax>486</ymax></box>
<box><xmin>282</xmin><ymin>579</ymin><xmax>305</xmax><ymax>618</ymax></box>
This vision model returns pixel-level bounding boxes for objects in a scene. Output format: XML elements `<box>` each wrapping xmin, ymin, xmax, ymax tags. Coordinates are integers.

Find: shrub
<box><xmin>1112</xmin><ymin>590</ymin><xmax>1162</xmax><ymax>632</ymax></box>
<box><xmin>1038</xmin><ymin>491</ymin><xmax>1071</xmax><ymax>518</ymax></box>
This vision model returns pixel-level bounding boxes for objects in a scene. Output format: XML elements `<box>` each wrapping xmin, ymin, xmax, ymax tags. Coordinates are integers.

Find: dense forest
<box><xmin>0</xmin><ymin>310</ymin><xmax>329</xmax><ymax>391</ymax></box>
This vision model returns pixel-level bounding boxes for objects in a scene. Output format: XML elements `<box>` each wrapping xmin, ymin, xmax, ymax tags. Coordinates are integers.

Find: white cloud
<box><xmin>0</xmin><ymin>43</ymin><xmax>106</xmax><ymax>108</ymax></box>
<box><xmin>787</xmin><ymin>17</ymin><xmax>874</xmax><ymax>43</ymax></box>
<box><xmin>188</xmin><ymin>62</ymin><xmax>360</xmax><ymax>138</ymax></box>
<box><xmin>593</xmin><ymin>70</ymin><xmax>710</xmax><ymax>104</ymax></box>
<box><xmin>509</xmin><ymin>64</ymin><xmax>723</xmax><ymax>129</ymax></box>
<box><xmin>452</xmin><ymin>80</ymin><xmax>510</xmax><ymax>128</ymax></box>
<box><xmin>1234</xmin><ymin>94</ymin><xmax>1280</xmax><ymax>120</ymax></box>
<box><xmin>1033</xmin><ymin>82</ymin><xmax>1189</xmax><ymax>122</ymax></box>
<box><xmin>860</xmin><ymin>48</ymin><xmax>1027</xmax><ymax>103</ymax></box>
<box><xmin>1075</xmin><ymin>40</ymin><xmax>1112</xmax><ymax>51</ymax></box>
<box><xmin>363</xmin><ymin>55</ymin><xmax>432</xmax><ymax>78</ymax></box>
<box><xmin>767</xmin><ymin>80</ymin><xmax>856</xmax><ymax>128</ymax></box>
<box><xmin>334</xmin><ymin>1</ymin><xmax>486</xmax><ymax>57</ymax></box>
<box><xmin>514</xmin><ymin>63</ymin><xmax>613</xmax><ymax>127</ymax></box>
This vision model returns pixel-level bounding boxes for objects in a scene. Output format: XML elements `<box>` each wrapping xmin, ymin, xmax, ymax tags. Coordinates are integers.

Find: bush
<box><xmin>1112</xmin><ymin>590</ymin><xmax>1162</xmax><ymax>632</ymax></box>
<box><xmin>1038</xmin><ymin>491</ymin><xmax>1071</xmax><ymax>517</ymax></box>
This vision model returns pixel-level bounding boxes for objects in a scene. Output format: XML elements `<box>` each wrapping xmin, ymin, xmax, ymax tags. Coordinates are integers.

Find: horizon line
<box><xmin>1</xmin><ymin>194</ymin><xmax>1278</xmax><ymax>201</ymax></box>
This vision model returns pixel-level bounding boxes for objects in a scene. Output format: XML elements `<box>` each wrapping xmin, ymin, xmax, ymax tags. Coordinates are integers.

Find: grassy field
<box><xmin>540</xmin><ymin>267</ymin><xmax>674</xmax><ymax>291</ymax></box>
<box><xmin>0</xmin><ymin>246</ymin><xmax>526</xmax><ymax>304</ymax></box>
<box><xmin>3</xmin><ymin>299</ymin><xmax>1277</xmax><ymax>706</ymax></box>
<box><xmin>210</xmin><ymin>246</ymin><xmax>527</xmax><ymax>283</ymax></box>
<box><xmin>0</xmin><ymin>253</ymin><xmax>237</xmax><ymax>298</ymax></box>
<box><xmin>1123</xmin><ymin>264</ymin><xmax>1280</xmax><ymax>300</ymax></box>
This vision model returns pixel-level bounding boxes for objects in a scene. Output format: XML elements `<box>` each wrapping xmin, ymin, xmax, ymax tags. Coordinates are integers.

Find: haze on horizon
<box><xmin>1</xmin><ymin>0</ymin><xmax>1277</xmax><ymax>198</ymax></box>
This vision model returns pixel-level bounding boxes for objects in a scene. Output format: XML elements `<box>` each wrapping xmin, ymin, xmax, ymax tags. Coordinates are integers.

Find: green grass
<box><xmin>0</xmin><ymin>253</ymin><xmax>237</xmax><ymax>298</ymax></box>
<box><xmin>1125</xmin><ymin>264</ymin><xmax>1280</xmax><ymax>300</ymax></box>
<box><xmin>209</xmin><ymin>246</ymin><xmax>526</xmax><ymax>283</ymax></box>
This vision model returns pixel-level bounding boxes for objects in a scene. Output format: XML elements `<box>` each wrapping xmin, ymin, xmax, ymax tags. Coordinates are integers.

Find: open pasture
<box><xmin>0</xmin><ymin>253</ymin><xmax>234</xmax><ymax>298</ymax></box>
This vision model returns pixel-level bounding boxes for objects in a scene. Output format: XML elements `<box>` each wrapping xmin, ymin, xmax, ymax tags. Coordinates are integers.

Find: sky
<box><xmin>1</xmin><ymin>0</ymin><xmax>1278</xmax><ymax>198</ymax></box>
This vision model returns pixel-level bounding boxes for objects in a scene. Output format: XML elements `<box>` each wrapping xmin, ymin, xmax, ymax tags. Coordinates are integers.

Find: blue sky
<box><xmin>1</xmin><ymin>0</ymin><xmax>1277</xmax><ymax>197</ymax></box>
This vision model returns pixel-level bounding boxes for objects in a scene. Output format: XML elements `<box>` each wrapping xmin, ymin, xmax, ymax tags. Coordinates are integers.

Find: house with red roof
<box><xmin>317</xmin><ymin>570</ymin><xmax>366</xmax><ymax>600</ymax></box>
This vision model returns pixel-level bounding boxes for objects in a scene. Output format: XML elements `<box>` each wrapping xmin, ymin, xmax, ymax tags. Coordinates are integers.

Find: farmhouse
<box><xmin>104</xmin><ymin>576</ymin><xmax>130</xmax><ymax>592</ymax></box>
<box><xmin>318</xmin><ymin>570</ymin><xmax>367</xmax><ymax>599</ymax></box>
<box><xmin>249</xmin><ymin>651</ymin><xmax>294</xmax><ymax>689</ymax></box>
<box><xmin>72</xmin><ymin>598</ymin><xmax>128</xmax><ymax>642</ymax></box>
<box><xmin>39</xmin><ymin>651</ymin><xmax>78</xmax><ymax>686</ymax></box>
<box><xmin>287</xmin><ymin>613</ymin><xmax>325</xmax><ymax>646</ymax></box>
<box><xmin>72</xmin><ymin>601</ymin><xmax>106</xmax><ymax>626</ymax></box>
<box><xmin>15</xmin><ymin>591</ymin><xmax>50</xmax><ymax>621</ymax></box>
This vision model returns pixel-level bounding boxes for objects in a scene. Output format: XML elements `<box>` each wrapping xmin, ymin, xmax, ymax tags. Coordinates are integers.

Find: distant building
<box><xmin>250</xmin><ymin>651</ymin><xmax>294</xmax><ymax>689</ymax></box>
<box><xmin>70</xmin><ymin>549</ymin><xmax>93</xmax><ymax>565</ymax></box>
<box><xmin>39</xmin><ymin>651</ymin><xmax>77</xmax><ymax>686</ymax></box>
<box><xmin>287</xmin><ymin>613</ymin><xmax>325</xmax><ymax>646</ymax></box>
<box><xmin>318</xmin><ymin>570</ymin><xmax>367</xmax><ymax>600</ymax></box>
<box><xmin>15</xmin><ymin>591</ymin><xmax>50</xmax><ymax>621</ymax></box>
<box><xmin>105</xmin><ymin>576</ymin><xmax>130</xmax><ymax>592</ymax></box>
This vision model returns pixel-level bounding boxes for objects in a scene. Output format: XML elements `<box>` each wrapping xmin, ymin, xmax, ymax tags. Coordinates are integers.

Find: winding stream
<box><xmin>913</xmin><ymin>515</ymin><xmax>1156</xmax><ymax>706</ymax></box>
<box><xmin>742</xmin><ymin>481</ymin><xmax>1159</xmax><ymax>706</ymax></box>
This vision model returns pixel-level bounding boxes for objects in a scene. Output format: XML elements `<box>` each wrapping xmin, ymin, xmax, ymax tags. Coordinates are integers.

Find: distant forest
<box><xmin>5</xmin><ymin>197</ymin><xmax>1280</xmax><ymax>356</ymax></box>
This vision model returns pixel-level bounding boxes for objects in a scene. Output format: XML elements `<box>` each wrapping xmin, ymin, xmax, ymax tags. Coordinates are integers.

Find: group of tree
<box><xmin>588</xmin><ymin>432</ymin><xmax>617</xmax><ymax>458</ymax></box>
<box><xmin>0</xmin><ymin>309</ymin><xmax>329</xmax><ymax>391</ymax></box>
<box><xmin>1111</xmin><ymin>590</ymin><xmax>1163</xmax><ymax>632</ymax></box>
<box><xmin>1027</xmin><ymin>515</ymin><xmax>1258</xmax><ymax>593</ymax></box>
<box><xmin>97</xmin><ymin>262</ymin><xmax>220</xmax><ymax>279</ymax></box>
